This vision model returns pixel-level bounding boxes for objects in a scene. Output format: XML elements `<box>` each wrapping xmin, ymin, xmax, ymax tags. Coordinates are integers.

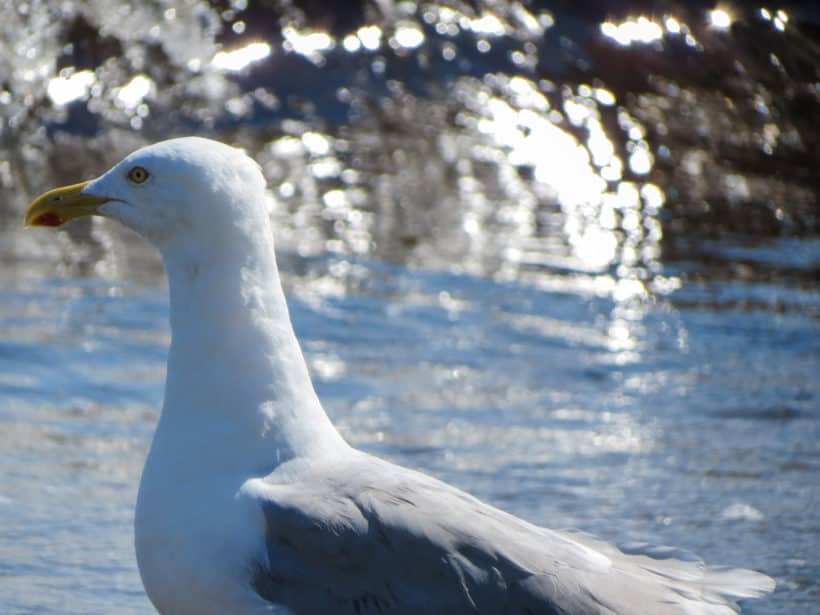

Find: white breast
<box><xmin>135</xmin><ymin>440</ymin><xmax>283</xmax><ymax>615</ymax></box>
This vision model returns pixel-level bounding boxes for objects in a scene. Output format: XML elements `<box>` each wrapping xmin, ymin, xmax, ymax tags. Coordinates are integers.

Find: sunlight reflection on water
<box><xmin>1</xmin><ymin>2</ymin><xmax>818</xmax><ymax>613</ymax></box>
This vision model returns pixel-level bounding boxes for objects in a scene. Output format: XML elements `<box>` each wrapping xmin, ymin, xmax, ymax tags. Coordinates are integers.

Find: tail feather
<box><xmin>559</xmin><ymin>530</ymin><xmax>775</xmax><ymax>613</ymax></box>
<box><xmin>693</xmin><ymin>565</ymin><xmax>776</xmax><ymax>600</ymax></box>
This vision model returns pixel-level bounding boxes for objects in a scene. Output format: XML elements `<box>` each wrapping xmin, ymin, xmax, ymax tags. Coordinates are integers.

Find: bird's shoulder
<box><xmin>242</xmin><ymin>452</ymin><xmax>495</xmax><ymax>554</ymax></box>
<box><xmin>243</xmin><ymin>451</ymin><xmax>562</xmax><ymax>557</ymax></box>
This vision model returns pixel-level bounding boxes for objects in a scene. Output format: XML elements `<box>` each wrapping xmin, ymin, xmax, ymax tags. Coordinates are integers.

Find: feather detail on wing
<box><xmin>242</xmin><ymin>453</ymin><xmax>774</xmax><ymax>615</ymax></box>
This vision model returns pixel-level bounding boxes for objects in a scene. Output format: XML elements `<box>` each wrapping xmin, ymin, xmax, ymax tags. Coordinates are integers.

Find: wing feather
<box><xmin>244</xmin><ymin>453</ymin><xmax>772</xmax><ymax>615</ymax></box>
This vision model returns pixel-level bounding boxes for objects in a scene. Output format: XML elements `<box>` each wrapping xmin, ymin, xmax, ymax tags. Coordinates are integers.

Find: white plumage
<box><xmin>30</xmin><ymin>137</ymin><xmax>775</xmax><ymax>614</ymax></box>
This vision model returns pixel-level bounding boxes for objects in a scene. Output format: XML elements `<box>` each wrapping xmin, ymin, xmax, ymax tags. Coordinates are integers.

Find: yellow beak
<box><xmin>25</xmin><ymin>180</ymin><xmax>111</xmax><ymax>227</ymax></box>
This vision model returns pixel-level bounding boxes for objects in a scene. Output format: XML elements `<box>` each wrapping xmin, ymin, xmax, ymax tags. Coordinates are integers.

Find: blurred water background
<box><xmin>1</xmin><ymin>0</ymin><xmax>819</xmax><ymax>613</ymax></box>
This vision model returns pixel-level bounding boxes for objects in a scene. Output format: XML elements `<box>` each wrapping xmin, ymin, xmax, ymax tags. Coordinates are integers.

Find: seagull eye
<box><xmin>127</xmin><ymin>166</ymin><xmax>150</xmax><ymax>184</ymax></box>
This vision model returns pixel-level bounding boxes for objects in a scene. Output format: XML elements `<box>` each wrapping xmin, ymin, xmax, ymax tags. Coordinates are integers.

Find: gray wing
<box><xmin>247</xmin><ymin>453</ymin><xmax>773</xmax><ymax>615</ymax></box>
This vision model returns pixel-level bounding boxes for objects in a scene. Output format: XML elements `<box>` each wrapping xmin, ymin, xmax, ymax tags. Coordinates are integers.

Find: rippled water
<box><xmin>1</xmin><ymin>0</ymin><xmax>819</xmax><ymax>613</ymax></box>
<box><xmin>2</xmin><ymin>243</ymin><xmax>818</xmax><ymax>613</ymax></box>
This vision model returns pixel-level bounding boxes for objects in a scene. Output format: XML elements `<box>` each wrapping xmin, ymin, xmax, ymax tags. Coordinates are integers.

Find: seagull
<box><xmin>26</xmin><ymin>137</ymin><xmax>774</xmax><ymax>614</ymax></box>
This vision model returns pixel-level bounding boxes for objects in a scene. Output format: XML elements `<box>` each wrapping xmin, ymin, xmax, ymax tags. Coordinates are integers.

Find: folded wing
<box><xmin>247</xmin><ymin>453</ymin><xmax>774</xmax><ymax>615</ymax></box>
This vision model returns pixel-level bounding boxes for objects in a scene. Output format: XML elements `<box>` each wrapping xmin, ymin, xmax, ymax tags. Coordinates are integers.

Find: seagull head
<box><xmin>25</xmin><ymin>137</ymin><xmax>269</xmax><ymax>250</ymax></box>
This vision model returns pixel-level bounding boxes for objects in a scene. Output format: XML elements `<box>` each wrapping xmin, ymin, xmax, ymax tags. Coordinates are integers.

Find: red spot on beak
<box><xmin>32</xmin><ymin>212</ymin><xmax>64</xmax><ymax>227</ymax></box>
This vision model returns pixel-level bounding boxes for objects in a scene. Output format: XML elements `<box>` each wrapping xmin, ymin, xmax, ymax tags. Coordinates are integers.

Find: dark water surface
<box><xmin>1</xmin><ymin>1</ymin><xmax>819</xmax><ymax>613</ymax></box>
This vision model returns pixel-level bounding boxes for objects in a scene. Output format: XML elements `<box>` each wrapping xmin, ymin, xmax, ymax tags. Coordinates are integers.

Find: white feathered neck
<box><xmin>151</xmin><ymin>170</ymin><xmax>346</xmax><ymax>473</ymax></box>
